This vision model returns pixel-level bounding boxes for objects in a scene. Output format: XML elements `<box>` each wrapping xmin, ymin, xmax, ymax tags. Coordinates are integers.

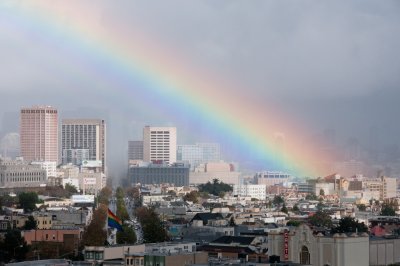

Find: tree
<box><xmin>98</xmin><ymin>186</ymin><xmax>112</xmax><ymax>205</ymax></box>
<box><xmin>183</xmin><ymin>191</ymin><xmax>199</xmax><ymax>203</ymax></box>
<box><xmin>117</xmin><ymin>224</ymin><xmax>137</xmax><ymax>244</ymax></box>
<box><xmin>308</xmin><ymin>210</ymin><xmax>332</xmax><ymax>228</ymax></box>
<box><xmin>81</xmin><ymin>205</ymin><xmax>107</xmax><ymax>246</ymax></box>
<box><xmin>23</xmin><ymin>216</ymin><xmax>37</xmax><ymax>230</ymax></box>
<box><xmin>198</xmin><ymin>179</ymin><xmax>232</xmax><ymax>196</ymax></box>
<box><xmin>272</xmin><ymin>195</ymin><xmax>285</xmax><ymax>206</ymax></box>
<box><xmin>331</xmin><ymin>216</ymin><xmax>368</xmax><ymax>233</ymax></box>
<box><xmin>229</xmin><ymin>216</ymin><xmax>236</xmax><ymax>226</ymax></box>
<box><xmin>0</xmin><ymin>229</ymin><xmax>29</xmax><ymax>262</ymax></box>
<box><xmin>65</xmin><ymin>183</ymin><xmax>78</xmax><ymax>194</ymax></box>
<box><xmin>357</xmin><ymin>204</ymin><xmax>367</xmax><ymax>211</ymax></box>
<box><xmin>18</xmin><ymin>192</ymin><xmax>39</xmax><ymax>212</ymax></box>
<box><xmin>281</xmin><ymin>203</ymin><xmax>288</xmax><ymax>214</ymax></box>
<box><xmin>305</xmin><ymin>193</ymin><xmax>318</xmax><ymax>201</ymax></box>
<box><xmin>286</xmin><ymin>220</ymin><xmax>302</xmax><ymax>227</ymax></box>
<box><xmin>135</xmin><ymin>207</ymin><xmax>168</xmax><ymax>243</ymax></box>
<box><xmin>319</xmin><ymin>189</ymin><xmax>325</xmax><ymax>196</ymax></box>
<box><xmin>292</xmin><ymin>204</ymin><xmax>300</xmax><ymax>212</ymax></box>
<box><xmin>380</xmin><ymin>204</ymin><xmax>396</xmax><ymax>216</ymax></box>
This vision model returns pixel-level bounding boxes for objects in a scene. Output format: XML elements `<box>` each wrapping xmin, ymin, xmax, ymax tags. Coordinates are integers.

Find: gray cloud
<box><xmin>0</xmin><ymin>1</ymin><xmax>399</xmax><ymax>175</ymax></box>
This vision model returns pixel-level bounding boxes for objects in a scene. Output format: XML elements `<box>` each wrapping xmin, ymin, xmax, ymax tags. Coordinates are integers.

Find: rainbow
<box><xmin>2</xmin><ymin>3</ymin><xmax>334</xmax><ymax>177</ymax></box>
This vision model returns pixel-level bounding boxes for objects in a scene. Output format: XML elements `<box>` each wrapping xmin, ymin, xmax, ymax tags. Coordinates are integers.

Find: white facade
<box><xmin>233</xmin><ymin>184</ymin><xmax>266</xmax><ymax>200</ymax></box>
<box><xmin>143</xmin><ymin>126</ymin><xmax>176</xmax><ymax>164</ymax></box>
<box><xmin>255</xmin><ymin>171</ymin><xmax>291</xmax><ymax>186</ymax></box>
<box><xmin>31</xmin><ymin>161</ymin><xmax>57</xmax><ymax>178</ymax></box>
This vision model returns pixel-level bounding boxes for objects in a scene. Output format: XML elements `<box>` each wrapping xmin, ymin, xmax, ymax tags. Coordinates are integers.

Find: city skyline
<box><xmin>0</xmin><ymin>1</ymin><xmax>399</xmax><ymax>177</ymax></box>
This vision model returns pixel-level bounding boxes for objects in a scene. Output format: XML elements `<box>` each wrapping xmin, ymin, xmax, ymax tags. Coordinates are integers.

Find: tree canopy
<box><xmin>135</xmin><ymin>207</ymin><xmax>168</xmax><ymax>243</ymax></box>
<box><xmin>18</xmin><ymin>192</ymin><xmax>39</xmax><ymax>212</ymax></box>
<box><xmin>81</xmin><ymin>205</ymin><xmax>107</xmax><ymax>246</ymax></box>
<box><xmin>198</xmin><ymin>179</ymin><xmax>232</xmax><ymax>197</ymax></box>
<box><xmin>117</xmin><ymin>224</ymin><xmax>137</xmax><ymax>244</ymax></box>
<box><xmin>380</xmin><ymin>204</ymin><xmax>396</xmax><ymax>216</ymax></box>
<box><xmin>331</xmin><ymin>217</ymin><xmax>368</xmax><ymax>234</ymax></box>
<box><xmin>308</xmin><ymin>210</ymin><xmax>332</xmax><ymax>228</ymax></box>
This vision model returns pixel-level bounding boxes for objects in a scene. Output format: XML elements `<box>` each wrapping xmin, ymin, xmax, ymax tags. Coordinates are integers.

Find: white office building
<box><xmin>255</xmin><ymin>171</ymin><xmax>291</xmax><ymax>186</ymax></box>
<box><xmin>143</xmin><ymin>126</ymin><xmax>176</xmax><ymax>164</ymax></box>
<box><xmin>233</xmin><ymin>184</ymin><xmax>266</xmax><ymax>200</ymax></box>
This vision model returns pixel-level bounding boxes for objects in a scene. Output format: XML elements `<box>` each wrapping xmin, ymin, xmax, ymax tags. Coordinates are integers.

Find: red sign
<box><xmin>283</xmin><ymin>231</ymin><xmax>289</xmax><ymax>260</ymax></box>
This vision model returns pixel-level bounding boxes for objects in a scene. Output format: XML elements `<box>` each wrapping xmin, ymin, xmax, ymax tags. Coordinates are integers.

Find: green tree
<box><xmin>117</xmin><ymin>224</ymin><xmax>137</xmax><ymax>244</ymax></box>
<box><xmin>183</xmin><ymin>191</ymin><xmax>199</xmax><ymax>203</ymax></box>
<box><xmin>286</xmin><ymin>220</ymin><xmax>302</xmax><ymax>227</ymax></box>
<box><xmin>281</xmin><ymin>203</ymin><xmax>288</xmax><ymax>214</ymax></box>
<box><xmin>308</xmin><ymin>210</ymin><xmax>332</xmax><ymax>228</ymax></box>
<box><xmin>319</xmin><ymin>189</ymin><xmax>325</xmax><ymax>196</ymax></box>
<box><xmin>305</xmin><ymin>193</ymin><xmax>318</xmax><ymax>201</ymax></box>
<box><xmin>65</xmin><ymin>183</ymin><xmax>78</xmax><ymax>194</ymax></box>
<box><xmin>0</xmin><ymin>229</ymin><xmax>29</xmax><ymax>262</ymax></box>
<box><xmin>136</xmin><ymin>207</ymin><xmax>168</xmax><ymax>243</ymax></box>
<box><xmin>380</xmin><ymin>204</ymin><xmax>396</xmax><ymax>216</ymax></box>
<box><xmin>198</xmin><ymin>179</ymin><xmax>232</xmax><ymax>196</ymax></box>
<box><xmin>81</xmin><ymin>205</ymin><xmax>107</xmax><ymax>246</ymax></box>
<box><xmin>292</xmin><ymin>204</ymin><xmax>300</xmax><ymax>212</ymax></box>
<box><xmin>357</xmin><ymin>204</ymin><xmax>367</xmax><ymax>211</ymax></box>
<box><xmin>272</xmin><ymin>195</ymin><xmax>285</xmax><ymax>206</ymax></box>
<box><xmin>18</xmin><ymin>192</ymin><xmax>39</xmax><ymax>212</ymax></box>
<box><xmin>23</xmin><ymin>216</ymin><xmax>37</xmax><ymax>230</ymax></box>
<box><xmin>331</xmin><ymin>216</ymin><xmax>368</xmax><ymax>233</ymax></box>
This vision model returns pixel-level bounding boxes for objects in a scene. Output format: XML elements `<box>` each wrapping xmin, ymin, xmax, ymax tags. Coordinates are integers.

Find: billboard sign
<box><xmin>81</xmin><ymin>160</ymin><xmax>102</xmax><ymax>168</ymax></box>
<box><xmin>71</xmin><ymin>194</ymin><xmax>95</xmax><ymax>203</ymax></box>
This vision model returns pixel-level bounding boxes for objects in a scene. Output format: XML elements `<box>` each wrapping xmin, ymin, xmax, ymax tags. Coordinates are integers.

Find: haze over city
<box><xmin>1</xmin><ymin>1</ymin><xmax>400</xmax><ymax>177</ymax></box>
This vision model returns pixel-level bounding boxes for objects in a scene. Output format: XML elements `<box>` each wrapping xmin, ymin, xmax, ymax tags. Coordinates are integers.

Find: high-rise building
<box><xmin>61</xmin><ymin>119</ymin><xmax>106</xmax><ymax>173</ymax></box>
<box><xmin>177</xmin><ymin>143</ymin><xmax>220</xmax><ymax>169</ymax></box>
<box><xmin>20</xmin><ymin>106</ymin><xmax>58</xmax><ymax>162</ymax></box>
<box><xmin>128</xmin><ymin>141</ymin><xmax>143</xmax><ymax>161</ymax></box>
<box><xmin>143</xmin><ymin>126</ymin><xmax>176</xmax><ymax>164</ymax></box>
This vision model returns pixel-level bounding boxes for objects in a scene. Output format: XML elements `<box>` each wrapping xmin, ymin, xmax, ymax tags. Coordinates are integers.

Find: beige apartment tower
<box><xmin>20</xmin><ymin>106</ymin><xmax>58</xmax><ymax>162</ymax></box>
<box><xmin>61</xmin><ymin>119</ymin><xmax>106</xmax><ymax>173</ymax></box>
<box><xmin>143</xmin><ymin>126</ymin><xmax>176</xmax><ymax>164</ymax></box>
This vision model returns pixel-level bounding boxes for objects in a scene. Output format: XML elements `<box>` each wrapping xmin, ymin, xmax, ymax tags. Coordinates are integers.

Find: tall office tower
<box><xmin>20</xmin><ymin>106</ymin><xmax>58</xmax><ymax>162</ymax></box>
<box><xmin>128</xmin><ymin>141</ymin><xmax>144</xmax><ymax>161</ymax></box>
<box><xmin>177</xmin><ymin>143</ymin><xmax>220</xmax><ymax>169</ymax></box>
<box><xmin>143</xmin><ymin>126</ymin><xmax>176</xmax><ymax>164</ymax></box>
<box><xmin>61</xmin><ymin>119</ymin><xmax>106</xmax><ymax>173</ymax></box>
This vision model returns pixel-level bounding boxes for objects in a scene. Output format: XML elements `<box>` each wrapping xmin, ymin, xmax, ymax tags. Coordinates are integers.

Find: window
<box><xmin>300</xmin><ymin>246</ymin><xmax>310</xmax><ymax>265</ymax></box>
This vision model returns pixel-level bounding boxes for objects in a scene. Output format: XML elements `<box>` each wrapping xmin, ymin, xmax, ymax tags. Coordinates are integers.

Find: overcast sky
<box><xmin>1</xmin><ymin>1</ymin><xmax>399</xmax><ymax>175</ymax></box>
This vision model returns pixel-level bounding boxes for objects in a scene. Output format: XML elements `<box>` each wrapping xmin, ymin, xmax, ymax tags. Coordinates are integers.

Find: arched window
<box><xmin>300</xmin><ymin>246</ymin><xmax>310</xmax><ymax>265</ymax></box>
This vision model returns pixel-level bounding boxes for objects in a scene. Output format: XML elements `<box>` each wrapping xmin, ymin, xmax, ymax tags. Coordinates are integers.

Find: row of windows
<box><xmin>21</xmin><ymin>110</ymin><xmax>57</xmax><ymax>114</ymax></box>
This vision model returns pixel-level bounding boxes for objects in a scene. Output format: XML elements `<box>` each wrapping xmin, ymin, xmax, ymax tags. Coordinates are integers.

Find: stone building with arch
<box><xmin>268</xmin><ymin>224</ymin><xmax>369</xmax><ymax>266</ymax></box>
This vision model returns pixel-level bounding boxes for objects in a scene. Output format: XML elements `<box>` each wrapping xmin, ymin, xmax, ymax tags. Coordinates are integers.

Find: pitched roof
<box><xmin>190</xmin><ymin>213</ymin><xmax>224</xmax><ymax>224</ymax></box>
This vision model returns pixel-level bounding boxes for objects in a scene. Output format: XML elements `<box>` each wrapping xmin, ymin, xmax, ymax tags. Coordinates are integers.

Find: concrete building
<box><xmin>62</xmin><ymin>148</ymin><xmax>89</xmax><ymax>166</ymax></box>
<box><xmin>128</xmin><ymin>140</ymin><xmax>144</xmax><ymax>161</ymax></box>
<box><xmin>190</xmin><ymin>162</ymin><xmax>240</xmax><ymax>185</ymax></box>
<box><xmin>20</xmin><ymin>106</ymin><xmax>58</xmax><ymax>163</ymax></box>
<box><xmin>31</xmin><ymin>161</ymin><xmax>57</xmax><ymax>178</ymax></box>
<box><xmin>177</xmin><ymin>143</ymin><xmax>220</xmax><ymax>169</ymax></box>
<box><xmin>255</xmin><ymin>171</ymin><xmax>291</xmax><ymax>186</ymax></box>
<box><xmin>61</xmin><ymin>119</ymin><xmax>106</xmax><ymax>173</ymax></box>
<box><xmin>84</xmin><ymin>244</ymin><xmax>145</xmax><ymax>264</ymax></box>
<box><xmin>128</xmin><ymin>162</ymin><xmax>189</xmax><ymax>186</ymax></box>
<box><xmin>143</xmin><ymin>126</ymin><xmax>176</xmax><ymax>164</ymax></box>
<box><xmin>268</xmin><ymin>224</ymin><xmax>369</xmax><ymax>266</ymax></box>
<box><xmin>233</xmin><ymin>184</ymin><xmax>266</xmax><ymax>200</ymax></box>
<box><xmin>0</xmin><ymin>158</ymin><xmax>47</xmax><ymax>188</ymax></box>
